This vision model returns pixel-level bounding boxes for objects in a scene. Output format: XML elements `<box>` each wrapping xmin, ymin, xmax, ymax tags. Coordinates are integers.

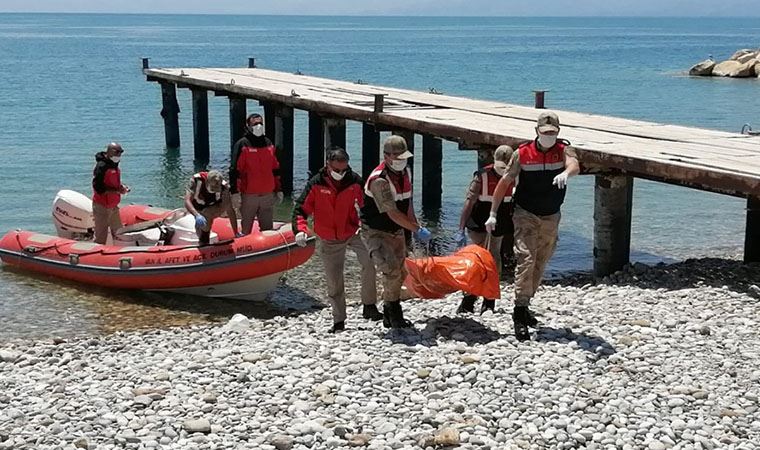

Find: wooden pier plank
<box><xmin>145</xmin><ymin>67</ymin><xmax>760</xmax><ymax>198</ymax></box>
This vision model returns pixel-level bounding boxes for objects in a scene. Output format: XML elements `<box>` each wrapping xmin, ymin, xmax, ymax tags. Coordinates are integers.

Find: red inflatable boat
<box><xmin>0</xmin><ymin>191</ymin><xmax>315</xmax><ymax>300</ymax></box>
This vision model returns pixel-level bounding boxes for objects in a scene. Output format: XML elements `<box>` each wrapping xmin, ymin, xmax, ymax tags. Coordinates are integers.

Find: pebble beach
<box><xmin>2</xmin><ymin>257</ymin><xmax>759</xmax><ymax>450</ymax></box>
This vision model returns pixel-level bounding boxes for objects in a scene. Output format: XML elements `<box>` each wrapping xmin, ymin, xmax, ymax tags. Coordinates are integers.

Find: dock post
<box><xmin>324</xmin><ymin>118</ymin><xmax>346</xmax><ymax>150</ymax></box>
<box><xmin>362</xmin><ymin>123</ymin><xmax>380</xmax><ymax>179</ymax></box>
<box><xmin>191</xmin><ymin>88</ymin><xmax>210</xmax><ymax>163</ymax></box>
<box><xmin>229</xmin><ymin>97</ymin><xmax>246</xmax><ymax>150</ymax></box>
<box><xmin>393</xmin><ymin>130</ymin><xmax>415</xmax><ymax>178</ymax></box>
<box><xmin>533</xmin><ymin>90</ymin><xmax>547</xmax><ymax>109</ymax></box>
<box><xmin>141</xmin><ymin>58</ymin><xmax>150</xmax><ymax>70</ymax></box>
<box><xmin>274</xmin><ymin>105</ymin><xmax>295</xmax><ymax>196</ymax></box>
<box><xmin>422</xmin><ymin>134</ymin><xmax>443</xmax><ymax>211</ymax></box>
<box><xmin>593</xmin><ymin>174</ymin><xmax>634</xmax><ymax>277</ymax></box>
<box><xmin>159</xmin><ymin>82</ymin><xmax>180</xmax><ymax>149</ymax></box>
<box><xmin>308</xmin><ymin>112</ymin><xmax>325</xmax><ymax>176</ymax></box>
<box><xmin>744</xmin><ymin>196</ymin><xmax>760</xmax><ymax>263</ymax></box>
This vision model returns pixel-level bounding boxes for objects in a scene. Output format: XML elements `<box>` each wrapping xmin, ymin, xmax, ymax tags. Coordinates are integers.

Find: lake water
<box><xmin>1</xmin><ymin>14</ymin><xmax>758</xmax><ymax>340</ymax></box>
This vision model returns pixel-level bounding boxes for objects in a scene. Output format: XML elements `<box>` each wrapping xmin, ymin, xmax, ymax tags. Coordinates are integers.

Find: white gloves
<box><xmin>552</xmin><ymin>172</ymin><xmax>569</xmax><ymax>189</ymax></box>
<box><xmin>484</xmin><ymin>212</ymin><xmax>497</xmax><ymax>233</ymax></box>
<box><xmin>295</xmin><ymin>232</ymin><xmax>308</xmax><ymax>247</ymax></box>
<box><xmin>276</xmin><ymin>192</ymin><xmax>285</xmax><ymax>205</ymax></box>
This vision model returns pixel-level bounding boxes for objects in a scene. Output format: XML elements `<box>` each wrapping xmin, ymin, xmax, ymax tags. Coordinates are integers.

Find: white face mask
<box><xmin>493</xmin><ymin>162</ymin><xmax>508</xmax><ymax>176</ymax></box>
<box><xmin>388</xmin><ymin>159</ymin><xmax>407</xmax><ymax>172</ymax></box>
<box><xmin>329</xmin><ymin>169</ymin><xmax>346</xmax><ymax>181</ymax></box>
<box><xmin>251</xmin><ymin>124</ymin><xmax>264</xmax><ymax>137</ymax></box>
<box><xmin>538</xmin><ymin>134</ymin><xmax>557</xmax><ymax>149</ymax></box>
<box><xmin>110</xmin><ymin>156</ymin><xmax>121</xmax><ymax>163</ymax></box>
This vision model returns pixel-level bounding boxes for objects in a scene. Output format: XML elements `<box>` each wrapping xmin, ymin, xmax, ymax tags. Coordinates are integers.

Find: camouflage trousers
<box><xmin>512</xmin><ymin>206</ymin><xmax>560</xmax><ymax>306</ymax></box>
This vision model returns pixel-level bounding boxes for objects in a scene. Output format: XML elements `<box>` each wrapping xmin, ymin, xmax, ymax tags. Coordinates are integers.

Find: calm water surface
<box><xmin>1</xmin><ymin>15</ymin><xmax>758</xmax><ymax>340</ymax></box>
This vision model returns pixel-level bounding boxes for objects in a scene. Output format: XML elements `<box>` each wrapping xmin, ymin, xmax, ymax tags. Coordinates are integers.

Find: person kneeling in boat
<box><xmin>184</xmin><ymin>170</ymin><xmax>240</xmax><ymax>245</ymax></box>
<box><xmin>454</xmin><ymin>145</ymin><xmax>515</xmax><ymax>315</ymax></box>
<box><xmin>92</xmin><ymin>142</ymin><xmax>130</xmax><ymax>245</ymax></box>
<box><xmin>292</xmin><ymin>147</ymin><xmax>383</xmax><ymax>333</ymax></box>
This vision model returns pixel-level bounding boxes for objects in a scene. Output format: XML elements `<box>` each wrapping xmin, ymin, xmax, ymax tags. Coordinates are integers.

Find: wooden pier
<box><xmin>143</xmin><ymin>59</ymin><xmax>760</xmax><ymax>276</ymax></box>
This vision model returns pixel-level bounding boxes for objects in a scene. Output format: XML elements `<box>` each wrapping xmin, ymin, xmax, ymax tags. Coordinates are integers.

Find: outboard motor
<box><xmin>52</xmin><ymin>190</ymin><xmax>94</xmax><ymax>240</ymax></box>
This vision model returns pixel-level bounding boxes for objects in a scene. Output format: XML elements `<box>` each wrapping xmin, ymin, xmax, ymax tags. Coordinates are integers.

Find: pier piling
<box><xmin>274</xmin><ymin>105</ymin><xmax>295</xmax><ymax>196</ymax></box>
<box><xmin>308</xmin><ymin>112</ymin><xmax>325</xmax><ymax>176</ymax></box>
<box><xmin>745</xmin><ymin>196</ymin><xmax>760</xmax><ymax>263</ymax></box>
<box><xmin>191</xmin><ymin>88</ymin><xmax>210</xmax><ymax>163</ymax></box>
<box><xmin>422</xmin><ymin>134</ymin><xmax>443</xmax><ymax>210</ymax></box>
<box><xmin>325</xmin><ymin>118</ymin><xmax>347</xmax><ymax>150</ymax></box>
<box><xmin>228</xmin><ymin>97</ymin><xmax>246</xmax><ymax>151</ymax></box>
<box><xmin>593</xmin><ymin>174</ymin><xmax>634</xmax><ymax>277</ymax></box>
<box><xmin>362</xmin><ymin>123</ymin><xmax>381</xmax><ymax>179</ymax></box>
<box><xmin>159</xmin><ymin>82</ymin><xmax>180</xmax><ymax>150</ymax></box>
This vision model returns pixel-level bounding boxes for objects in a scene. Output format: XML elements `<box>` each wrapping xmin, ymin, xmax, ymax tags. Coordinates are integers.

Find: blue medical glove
<box><xmin>454</xmin><ymin>229</ymin><xmax>467</xmax><ymax>247</ymax></box>
<box><xmin>414</xmin><ymin>227</ymin><xmax>432</xmax><ymax>244</ymax></box>
<box><xmin>195</xmin><ymin>215</ymin><xmax>208</xmax><ymax>228</ymax></box>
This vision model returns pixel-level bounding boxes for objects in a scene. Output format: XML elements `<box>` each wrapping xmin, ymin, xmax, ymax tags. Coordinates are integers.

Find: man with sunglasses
<box><xmin>91</xmin><ymin>142</ymin><xmax>129</xmax><ymax>244</ymax></box>
<box><xmin>293</xmin><ymin>147</ymin><xmax>382</xmax><ymax>333</ymax></box>
<box><xmin>362</xmin><ymin>135</ymin><xmax>432</xmax><ymax>329</ymax></box>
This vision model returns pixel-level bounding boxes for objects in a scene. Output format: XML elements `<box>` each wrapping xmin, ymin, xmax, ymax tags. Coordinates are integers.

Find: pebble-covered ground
<box><xmin>1</xmin><ymin>258</ymin><xmax>759</xmax><ymax>450</ymax></box>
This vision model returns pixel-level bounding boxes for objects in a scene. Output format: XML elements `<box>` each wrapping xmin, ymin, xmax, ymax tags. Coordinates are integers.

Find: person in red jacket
<box><xmin>91</xmin><ymin>142</ymin><xmax>129</xmax><ymax>244</ymax></box>
<box><xmin>292</xmin><ymin>147</ymin><xmax>382</xmax><ymax>333</ymax></box>
<box><xmin>231</xmin><ymin>113</ymin><xmax>283</xmax><ymax>234</ymax></box>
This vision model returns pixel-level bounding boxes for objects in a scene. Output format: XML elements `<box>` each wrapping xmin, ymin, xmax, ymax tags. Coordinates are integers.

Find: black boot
<box><xmin>198</xmin><ymin>230</ymin><xmax>210</xmax><ymax>246</ymax></box>
<box><xmin>513</xmin><ymin>306</ymin><xmax>531</xmax><ymax>342</ymax></box>
<box><xmin>362</xmin><ymin>304</ymin><xmax>383</xmax><ymax>321</ymax></box>
<box><xmin>383</xmin><ymin>301</ymin><xmax>412</xmax><ymax>329</ymax></box>
<box><xmin>525</xmin><ymin>308</ymin><xmax>539</xmax><ymax>327</ymax></box>
<box><xmin>457</xmin><ymin>294</ymin><xmax>477</xmax><ymax>314</ymax></box>
<box><xmin>480</xmin><ymin>299</ymin><xmax>496</xmax><ymax>315</ymax></box>
<box><xmin>328</xmin><ymin>321</ymin><xmax>345</xmax><ymax>334</ymax></box>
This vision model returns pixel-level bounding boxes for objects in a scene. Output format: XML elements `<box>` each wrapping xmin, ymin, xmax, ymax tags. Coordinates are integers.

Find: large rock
<box><xmin>736</xmin><ymin>51</ymin><xmax>759</xmax><ymax>64</ymax></box>
<box><xmin>689</xmin><ymin>59</ymin><xmax>716</xmax><ymax>76</ymax></box>
<box><xmin>729</xmin><ymin>48</ymin><xmax>758</xmax><ymax>61</ymax></box>
<box><xmin>712</xmin><ymin>60</ymin><xmax>755</xmax><ymax>78</ymax></box>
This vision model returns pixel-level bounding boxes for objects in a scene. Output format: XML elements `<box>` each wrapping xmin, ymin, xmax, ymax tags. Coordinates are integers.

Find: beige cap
<box><xmin>537</xmin><ymin>111</ymin><xmax>560</xmax><ymax>133</ymax></box>
<box><xmin>383</xmin><ymin>135</ymin><xmax>413</xmax><ymax>159</ymax></box>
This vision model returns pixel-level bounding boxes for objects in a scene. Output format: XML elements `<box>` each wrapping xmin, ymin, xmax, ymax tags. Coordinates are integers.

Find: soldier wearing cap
<box><xmin>361</xmin><ymin>135</ymin><xmax>432</xmax><ymax>329</ymax></box>
<box><xmin>184</xmin><ymin>170</ymin><xmax>240</xmax><ymax>245</ymax></box>
<box><xmin>455</xmin><ymin>144</ymin><xmax>516</xmax><ymax>315</ymax></box>
<box><xmin>485</xmin><ymin>111</ymin><xmax>580</xmax><ymax>341</ymax></box>
<box><xmin>292</xmin><ymin>147</ymin><xmax>382</xmax><ymax>333</ymax></box>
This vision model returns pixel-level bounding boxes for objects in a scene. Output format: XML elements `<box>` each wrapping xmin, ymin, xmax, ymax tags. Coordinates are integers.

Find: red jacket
<box><xmin>292</xmin><ymin>167</ymin><xmax>363</xmax><ymax>241</ymax></box>
<box><xmin>92</xmin><ymin>151</ymin><xmax>122</xmax><ymax>208</ymax></box>
<box><xmin>236</xmin><ymin>142</ymin><xmax>281</xmax><ymax>195</ymax></box>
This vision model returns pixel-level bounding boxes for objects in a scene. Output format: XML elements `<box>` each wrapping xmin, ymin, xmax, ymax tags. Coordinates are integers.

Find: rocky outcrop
<box><xmin>712</xmin><ymin>60</ymin><xmax>755</xmax><ymax>77</ymax></box>
<box><xmin>690</xmin><ymin>48</ymin><xmax>760</xmax><ymax>78</ymax></box>
<box><xmin>689</xmin><ymin>59</ymin><xmax>716</xmax><ymax>76</ymax></box>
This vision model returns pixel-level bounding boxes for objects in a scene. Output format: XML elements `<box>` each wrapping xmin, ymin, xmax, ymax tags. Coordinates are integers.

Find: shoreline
<box><xmin>2</xmin><ymin>256</ymin><xmax>759</xmax><ymax>449</ymax></box>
